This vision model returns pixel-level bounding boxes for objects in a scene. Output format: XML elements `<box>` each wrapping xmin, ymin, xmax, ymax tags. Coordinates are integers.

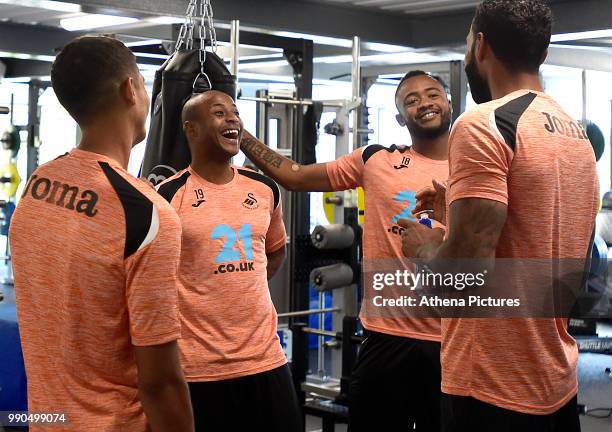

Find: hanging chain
<box><xmin>175</xmin><ymin>0</ymin><xmax>197</xmax><ymax>52</ymax></box>
<box><xmin>204</xmin><ymin>0</ymin><xmax>217</xmax><ymax>53</ymax></box>
<box><xmin>175</xmin><ymin>0</ymin><xmax>217</xmax><ymax>55</ymax></box>
<box><xmin>174</xmin><ymin>0</ymin><xmax>217</xmax><ymax>90</ymax></box>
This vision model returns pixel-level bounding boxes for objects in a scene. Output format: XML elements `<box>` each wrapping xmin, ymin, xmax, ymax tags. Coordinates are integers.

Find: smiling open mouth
<box><xmin>417</xmin><ymin>111</ymin><xmax>440</xmax><ymax>121</ymax></box>
<box><xmin>221</xmin><ymin>129</ymin><xmax>240</xmax><ymax>140</ymax></box>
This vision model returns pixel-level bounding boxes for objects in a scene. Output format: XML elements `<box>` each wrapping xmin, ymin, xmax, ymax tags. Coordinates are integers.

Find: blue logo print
<box><xmin>210</xmin><ymin>224</ymin><xmax>254</xmax><ymax>263</ymax></box>
<box><xmin>391</xmin><ymin>190</ymin><xmax>417</xmax><ymax>224</ymax></box>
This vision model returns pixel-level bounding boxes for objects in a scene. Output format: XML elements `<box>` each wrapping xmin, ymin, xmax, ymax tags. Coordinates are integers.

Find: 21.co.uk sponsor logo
<box><xmin>211</xmin><ymin>224</ymin><xmax>257</xmax><ymax>274</ymax></box>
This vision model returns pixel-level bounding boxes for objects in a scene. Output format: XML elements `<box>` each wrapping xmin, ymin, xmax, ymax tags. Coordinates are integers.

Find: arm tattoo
<box><xmin>262</xmin><ymin>150</ymin><xmax>283</xmax><ymax>168</ymax></box>
<box><xmin>241</xmin><ymin>136</ymin><xmax>258</xmax><ymax>152</ymax></box>
<box><xmin>241</xmin><ymin>136</ymin><xmax>284</xmax><ymax>169</ymax></box>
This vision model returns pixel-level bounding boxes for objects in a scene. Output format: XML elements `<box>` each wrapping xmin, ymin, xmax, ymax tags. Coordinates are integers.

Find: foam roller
<box><xmin>311</xmin><ymin>224</ymin><xmax>355</xmax><ymax>250</ymax></box>
<box><xmin>310</xmin><ymin>263</ymin><xmax>354</xmax><ymax>292</ymax></box>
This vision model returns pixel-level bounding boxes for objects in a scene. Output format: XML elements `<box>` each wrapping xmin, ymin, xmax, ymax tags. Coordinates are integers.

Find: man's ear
<box><xmin>184</xmin><ymin>121</ymin><xmax>197</xmax><ymax>140</ymax></box>
<box><xmin>396</xmin><ymin>113</ymin><xmax>406</xmax><ymax>127</ymax></box>
<box><xmin>475</xmin><ymin>32</ymin><xmax>487</xmax><ymax>62</ymax></box>
<box><xmin>540</xmin><ymin>48</ymin><xmax>548</xmax><ymax>65</ymax></box>
<box><xmin>120</xmin><ymin>76</ymin><xmax>138</xmax><ymax>106</ymax></box>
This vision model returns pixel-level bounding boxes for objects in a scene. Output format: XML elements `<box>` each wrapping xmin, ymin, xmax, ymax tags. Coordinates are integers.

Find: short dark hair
<box><xmin>394</xmin><ymin>70</ymin><xmax>448</xmax><ymax>103</ymax></box>
<box><xmin>472</xmin><ymin>0</ymin><xmax>552</xmax><ymax>72</ymax></box>
<box><xmin>51</xmin><ymin>36</ymin><xmax>138</xmax><ymax>124</ymax></box>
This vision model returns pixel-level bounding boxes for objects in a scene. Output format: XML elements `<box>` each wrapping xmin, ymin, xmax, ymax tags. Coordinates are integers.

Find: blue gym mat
<box><xmin>0</xmin><ymin>285</ymin><xmax>27</xmax><ymax>411</ymax></box>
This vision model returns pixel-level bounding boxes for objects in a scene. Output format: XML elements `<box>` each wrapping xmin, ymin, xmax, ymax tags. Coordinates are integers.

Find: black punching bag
<box><xmin>141</xmin><ymin>49</ymin><xmax>236</xmax><ymax>185</ymax></box>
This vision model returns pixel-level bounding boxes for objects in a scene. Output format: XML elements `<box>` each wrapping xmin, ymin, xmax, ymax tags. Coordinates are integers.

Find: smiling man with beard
<box><xmin>395</xmin><ymin>71</ymin><xmax>453</xmax><ymax>156</ymax></box>
<box><xmin>399</xmin><ymin>1</ymin><xmax>599</xmax><ymax>431</ymax></box>
<box><xmin>239</xmin><ymin>71</ymin><xmax>451</xmax><ymax>432</ymax></box>
<box><xmin>156</xmin><ymin>90</ymin><xmax>302</xmax><ymax>432</ymax></box>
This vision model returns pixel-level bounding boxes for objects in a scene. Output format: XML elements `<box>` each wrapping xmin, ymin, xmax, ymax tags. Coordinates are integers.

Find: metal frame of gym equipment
<box><xmin>0</xmin><ymin>104</ymin><xmax>14</xmax><ymax>289</ymax></box>
<box><xmin>25</xmin><ymin>80</ymin><xmax>48</xmax><ymax>180</ymax></box>
<box><xmin>0</xmin><ymin>80</ymin><xmax>47</xmax><ymax>287</ymax></box>
<box><xmin>230</xmin><ymin>25</ymin><xmax>366</xmax><ymax>428</ymax></box>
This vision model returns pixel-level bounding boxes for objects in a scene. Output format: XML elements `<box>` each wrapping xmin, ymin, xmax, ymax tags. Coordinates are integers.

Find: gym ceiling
<box><xmin>1</xmin><ymin>0</ymin><xmax>612</xmax><ymax>81</ymax></box>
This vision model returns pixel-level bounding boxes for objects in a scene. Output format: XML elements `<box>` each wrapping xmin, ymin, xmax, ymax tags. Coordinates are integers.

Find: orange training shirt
<box><xmin>158</xmin><ymin>166</ymin><xmax>287</xmax><ymax>381</ymax></box>
<box><xmin>443</xmin><ymin>90</ymin><xmax>599</xmax><ymax>414</ymax></box>
<box><xmin>327</xmin><ymin>145</ymin><xmax>449</xmax><ymax>341</ymax></box>
<box><xmin>10</xmin><ymin>148</ymin><xmax>183</xmax><ymax>431</ymax></box>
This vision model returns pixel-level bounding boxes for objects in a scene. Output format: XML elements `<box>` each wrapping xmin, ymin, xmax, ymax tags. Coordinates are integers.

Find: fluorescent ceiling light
<box><xmin>549</xmin><ymin>43</ymin><xmax>612</xmax><ymax>52</ymax></box>
<box><xmin>378</xmin><ymin>73</ymin><xmax>405</xmax><ymax>79</ymax></box>
<box><xmin>237</xmin><ymin>72</ymin><xmax>295</xmax><ymax>83</ymax></box>
<box><xmin>125</xmin><ymin>39</ymin><xmax>163</xmax><ymax>47</ymax></box>
<box><xmin>313</xmin><ymin>78</ymin><xmax>352</xmax><ymax>86</ymax></box>
<box><xmin>238</xmin><ymin>60</ymin><xmax>288</xmax><ymax>70</ymax></box>
<box><xmin>148</xmin><ymin>16</ymin><xmax>184</xmax><ymax>25</ymax></box>
<box><xmin>0</xmin><ymin>51</ymin><xmax>55</xmax><ymax>62</ymax></box>
<box><xmin>314</xmin><ymin>54</ymin><xmax>354</xmax><ymax>64</ymax></box>
<box><xmin>364</xmin><ymin>42</ymin><xmax>409</xmax><ymax>53</ymax></box>
<box><xmin>376</xmin><ymin>78</ymin><xmax>402</xmax><ymax>86</ymax></box>
<box><xmin>312</xmin><ymin>51</ymin><xmax>444</xmax><ymax>65</ymax></box>
<box><xmin>60</xmin><ymin>14</ymin><xmax>138</xmax><ymax>31</ymax></box>
<box><xmin>274</xmin><ymin>31</ymin><xmax>353</xmax><ymax>48</ymax></box>
<box><xmin>239</xmin><ymin>51</ymin><xmax>446</xmax><ymax>70</ymax></box>
<box><xmin>551</xmin><ymin>29</ymin><xmax>612</xmax><ymax>42</ymax></box>
<box><xmin>0</xmin><ymin>0</ymin><xmax>80</xmax><ymax>13</ymax></box>
<box><xmin>136</xmin><ymin>63</ymin><xmax>160</xmax><ymax>71</ymax></box>
<box><xmin>237</xmin><ymin>44</ymin><xmax>283</xmax><ymax>53</ymax></box>
<box><xmin>273</xmin><ymin>31</ymin><xmax>411</xmax><ymax>52</ymax></box>
<box><xmin>4</xmin><ymin>76</ymin><xmax>52</xmax><ymax>83</ymax></box>
<box><xmin>239</xmin><ymin>53</ymin><xmax>284</xmax><ymax>61</ymax></box>
<box><xmin>361</xmin><ymin>52</ymin><xmax>442</xmax><ymax>63</ymax></box>
<box><xmin>214</xmin><ymin>40</ymin><xmax>283</xmax><ymax>53</ymax></box>
<box><xmin>133</xmin><ymin>52</ymin><xmax>169</xmax><ymax>60</ymax></box>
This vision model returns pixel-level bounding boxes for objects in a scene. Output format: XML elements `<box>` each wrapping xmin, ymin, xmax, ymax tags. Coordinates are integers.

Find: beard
<box><xmin>465</xmin><ymin>54</ymin><xmax>492</xmax><ymax>104</ymax></box>
<box><xmin>407</xmin><ymin>110</ymin><xmax>452</xmax><ymax>140</ymax></box>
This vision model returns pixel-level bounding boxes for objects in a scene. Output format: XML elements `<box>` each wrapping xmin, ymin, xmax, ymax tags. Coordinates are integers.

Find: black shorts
<box><xmin>188</xmin><ymin>364</ymin><xmax>302</xmax><ymax>432</ymax></box>
<box><xmin>441</xmin><ymin>393</ymin><xmax>581</xmax><ymax>432</ymax></box>
<box><xmin>349</xmin><ymin>330</ymin><xmax>441</xmax><ymax>432</ymax></box>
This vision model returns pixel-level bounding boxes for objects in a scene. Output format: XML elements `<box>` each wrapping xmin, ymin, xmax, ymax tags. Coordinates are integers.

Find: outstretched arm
<box><xmin>240</xmin><ymin>131</ymin><xmax>333</xmax><ymax>192</ymax></box>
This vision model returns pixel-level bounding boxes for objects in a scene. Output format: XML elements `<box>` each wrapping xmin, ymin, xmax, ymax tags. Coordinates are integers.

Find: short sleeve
<box><xmin>447</xmin><ymin>111</ymin><xmax>514</xmax><ymax>206</ymax></box>
<box><xmin>325</xmin><ymin>147</ymin><xmax>366</xmax><ymax>191</ymax></box>
<box><xmin>124</xmin><ymin>206</ymin><xmax>183</xmax><ymax>346</ymax></box>
<box><xmin>266</xmin><ymin>193</ymin><xmax>287</xmax><ymax>253</ymax></box>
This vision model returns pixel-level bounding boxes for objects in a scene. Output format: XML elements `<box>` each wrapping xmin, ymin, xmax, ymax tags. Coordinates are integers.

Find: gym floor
<box><xmin>578</xmin><ymin>323</ymin><xmax>612</xmax><ymax>432</ymax></box>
